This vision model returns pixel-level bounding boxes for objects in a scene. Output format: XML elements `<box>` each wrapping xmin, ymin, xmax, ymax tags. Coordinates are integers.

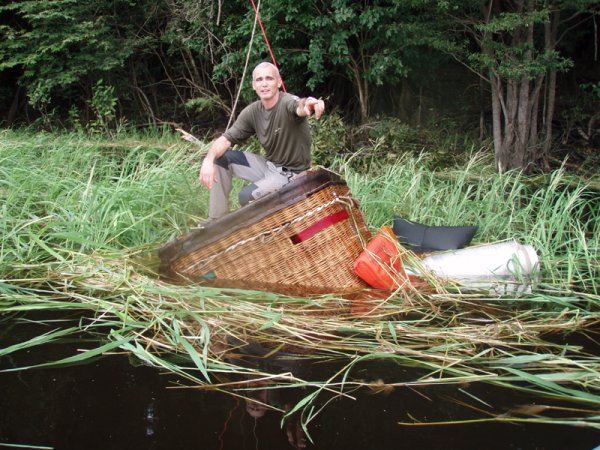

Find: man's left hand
<box><xmin>301</xmin><ymin>97</ymin><xmax>325</xmax><ymax>120</ymax></box>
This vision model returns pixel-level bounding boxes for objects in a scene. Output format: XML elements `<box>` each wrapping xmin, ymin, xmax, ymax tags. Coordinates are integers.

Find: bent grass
<box><xmin>1</xmin><ymin>130</ymin><xmax>599</xmax><ymax>430</ymax></box>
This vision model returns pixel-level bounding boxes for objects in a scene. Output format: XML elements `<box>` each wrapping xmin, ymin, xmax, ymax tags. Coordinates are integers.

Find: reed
<box><xmin>1</xmin><ymin>130</ymin><xmax>599</xmax><ymax>431</ymax></box>
<box><xmin>336</xmin><ymin>151</ymin><xmax>599</xmax><ymax>294</ymax></box>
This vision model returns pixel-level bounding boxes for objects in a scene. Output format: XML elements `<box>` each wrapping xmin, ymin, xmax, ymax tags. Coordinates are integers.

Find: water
<box><xmin>1</xmin><ymin>317</ymin><xmax>599</xmax><ymax>450</ymax></box>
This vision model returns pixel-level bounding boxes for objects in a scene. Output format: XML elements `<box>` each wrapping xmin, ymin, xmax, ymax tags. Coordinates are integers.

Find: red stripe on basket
<box><xmin>291</xmin><ymin>209</ymin><xmax>349</xmax><ymax>244</ymax></box>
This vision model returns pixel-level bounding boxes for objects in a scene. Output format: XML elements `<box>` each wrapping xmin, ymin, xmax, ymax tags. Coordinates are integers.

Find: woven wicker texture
<box><xmin>170</xmin><ymin>184</ymin><xmax>371</xmax><ymax>291</ymax></box>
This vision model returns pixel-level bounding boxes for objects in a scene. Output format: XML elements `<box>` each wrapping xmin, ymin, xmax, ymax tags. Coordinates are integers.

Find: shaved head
<box><xmin>252</xmin><ymin>62</ymin><xmax>281</xmax><ymax>81</ymax></box>
<box><xmin>252</xmin><ymin>62</ymin><xmax>283</xmax><ymax>105</ymax></box>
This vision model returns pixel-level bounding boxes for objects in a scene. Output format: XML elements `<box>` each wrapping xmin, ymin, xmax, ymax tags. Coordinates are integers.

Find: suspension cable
<box><xmin>249</xmin><ymin>0</ymin><xmax>287</xmax><ymax>92</ymax></box>
<box><xmin>226</xmin><ymin>0</ymin><xmax>261</xmax><ymax>131</ymax></box>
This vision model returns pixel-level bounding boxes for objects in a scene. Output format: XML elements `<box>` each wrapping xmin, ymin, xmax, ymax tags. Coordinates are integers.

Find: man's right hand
<box><xmin>198</xmin><ymin>136</ymin><xmax>232</xmax><ymax>189</ymax></box>
<box><xmin>199</xmin><ymin>160</ymin><xmax>218</xmax><ymax>189</ymax></box>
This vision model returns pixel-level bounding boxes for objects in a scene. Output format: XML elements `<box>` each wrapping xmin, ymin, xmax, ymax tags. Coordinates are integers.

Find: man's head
<box><xmin>244</xmin><ymin>386</ymin><xmax>269</xmax><ymax>419</ymax></box>
<box><xmin>252</xmin><ymin>62</ymin><xmax>282</xmax><ymax>105</ymax></box>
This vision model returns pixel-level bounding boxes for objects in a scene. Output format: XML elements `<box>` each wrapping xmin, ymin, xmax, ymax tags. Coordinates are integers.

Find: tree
<box><xmin>0</xmin><ymin>1</ymin><xmax>138</xmax><ymax>112</ymax></box>
<box><xmin>214</xmin><ymin>0</ymin><xmax>449</xmax><ymax>123</ymax></box>
<box><xmin>147</xmin><ymin>0</ymin><xmax>241</xmax><ymax>123</ymax></box>
<box><xmin>0</xmin><ymin>0</ymin><xmax>239</xmax><ymax>127</ymax></box>
<box><xmin>448</xmin><ymin>0</ymin><xmax>599</xmax><ymax>171</ymax></box>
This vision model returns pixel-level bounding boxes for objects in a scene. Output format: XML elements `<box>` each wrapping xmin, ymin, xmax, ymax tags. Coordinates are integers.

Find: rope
<box><xmin>226</xmin><ymin>0</ymin><xmax>261</xmax><ymax>131</ymax></box>
<box><xmin>249</xmin><ymin>0</ymin><xmax>287</xmax><ymax>92</ymax></box>
<box><xmin>181</xmin><ymin>0</ymin><xmax>283</xmax><ymax>137</ymax></box>
<box><xmin>182</xmin><ymin>194</ymin><xmax>357</xmax><ymax>273</ymax></box>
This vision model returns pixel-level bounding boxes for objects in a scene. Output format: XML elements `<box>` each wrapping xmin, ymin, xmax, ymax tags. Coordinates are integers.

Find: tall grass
<box><xmin>336</xmin><ymin>150</ymin><xmax>599</xmax><ymax>294</ymax></box>
<box><xmin>0</xmin><ymin>129</ymin><xmax>208</xmax><ymax>277</ymax></box>
<box><xmin>1</xmin><ymin>130</ymin><xmax>599</xmax><ymax>430</ymax></box>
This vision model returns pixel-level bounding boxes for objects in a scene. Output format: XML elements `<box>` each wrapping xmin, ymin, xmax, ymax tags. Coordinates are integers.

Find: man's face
<box><xmin>252</xmin><ymin>66</ymin><xmax>281</xmax><ymax>102</ymax></box>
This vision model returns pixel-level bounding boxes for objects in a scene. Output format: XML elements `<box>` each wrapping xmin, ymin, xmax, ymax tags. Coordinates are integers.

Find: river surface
<box><xmin>1</xmin><ymin>316</ymin><xmax>599</xmax><ymax>450</ymax></box>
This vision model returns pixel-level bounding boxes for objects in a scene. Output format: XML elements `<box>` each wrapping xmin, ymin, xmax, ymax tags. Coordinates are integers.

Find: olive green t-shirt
<box><xmin>223</xmin><ymin>92</ymin><xmax>311</xmax><ymax>171</ymax></box>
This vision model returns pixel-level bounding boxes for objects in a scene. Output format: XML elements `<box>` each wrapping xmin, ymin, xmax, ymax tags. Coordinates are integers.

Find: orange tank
<box><xmin>353</xmin><ymin>225</ymin><xmax>407</xmax><ymax>289</ymax></box>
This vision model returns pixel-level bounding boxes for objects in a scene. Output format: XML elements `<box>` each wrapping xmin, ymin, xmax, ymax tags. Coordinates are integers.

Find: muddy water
<box><xmin>1</xmin><ymin>318</ymin><xmax>599</xmax><ymax>450</ymax></box>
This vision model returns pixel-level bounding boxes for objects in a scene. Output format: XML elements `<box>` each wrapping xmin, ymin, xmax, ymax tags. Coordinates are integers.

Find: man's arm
<box><xmin>296</xmin><ymin>97</ymin><xmax>325</xmax><ymax>120</ymax></box>
<box><xmin>199</xmin><ymin>135</ymin><xmax>231</xmax><ymax>189</ymax></box>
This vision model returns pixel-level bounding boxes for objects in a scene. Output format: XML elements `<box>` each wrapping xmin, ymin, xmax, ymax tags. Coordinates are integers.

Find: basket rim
<box><xmin>159</xmin><ymin>168</ymin><xmax>345</xmax><ymax>265</ymax></box>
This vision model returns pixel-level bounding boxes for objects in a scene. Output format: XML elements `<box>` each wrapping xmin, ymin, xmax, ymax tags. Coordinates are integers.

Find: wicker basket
<box><xmin>159</xmin><ymin>169</ymin><xmax>371</xmax><ymax>292</ymax></box>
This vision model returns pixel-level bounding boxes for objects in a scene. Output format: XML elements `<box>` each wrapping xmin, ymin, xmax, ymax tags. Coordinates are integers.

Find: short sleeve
<box><xmin>223</xmin><ymin>106</ymin><xmax>255</xmax><ymax>145</ymax></box>
<box><xmin>285</xmin><ymin>94</ymin><xmax>301</xmax><ymax>118</ymax></box>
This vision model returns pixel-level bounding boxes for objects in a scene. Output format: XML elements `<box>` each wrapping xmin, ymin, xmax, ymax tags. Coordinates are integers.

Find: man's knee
<box><xmin>238</xmin><ymin>184</ymin><xmax>258</xmax><ymax>206</ymax></box>
<box><xmin>215</xmin><ymin>150</ymin><xmax>250</xmax><ymax>169</ymax></box>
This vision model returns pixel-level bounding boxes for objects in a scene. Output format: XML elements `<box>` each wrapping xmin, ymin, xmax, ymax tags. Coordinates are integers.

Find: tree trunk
<box><xmin>487</xmin><ymin>0</ymin><xmax>558</xmax><ymax>172</ymax></box>
<box><xmin>490</xmin><ymin>73</ymin><xmax>505</xmax><ymax>171</ymax></box>
<box><xmin>542</xmin><ymin>9</ymin><xmax>560</xmax><ymax>169</ymax></box>
<box><xmin>6</xmin><ymin>86</ymin><xmax>23</xmax><ymax>126</ymax></box>
<box><xmin>350</xmin><ymin>56</ymin><xmax>369</xmax><ymax>122</ymax></box>
<box><xmin>493</xmin><ymin>75</ymin><xmax>542</xmax><ymax>171</ymax></box>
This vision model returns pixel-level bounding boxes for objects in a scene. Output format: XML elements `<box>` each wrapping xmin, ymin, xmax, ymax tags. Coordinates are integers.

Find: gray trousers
<box><xmin>209</xmin><ymin>150</ymin><xmax>298</xmax><ymax>220</ymax></box>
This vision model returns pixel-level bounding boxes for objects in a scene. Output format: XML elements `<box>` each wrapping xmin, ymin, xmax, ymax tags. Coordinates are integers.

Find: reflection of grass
<box><xmin>1</xmin><ymin>130</ymin><xmax>599</xmax><ymax>430</ymax></box>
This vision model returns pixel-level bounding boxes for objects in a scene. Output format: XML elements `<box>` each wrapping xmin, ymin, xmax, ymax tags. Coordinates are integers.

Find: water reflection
<box><xmin>242</xmin><ymin>380</ymin><xmax>307</xmax><ymax>449</ymax></box>
<box><xmin>217</xmin><ymin>336</ymin><xmax>317</xmax><ymax>449</ymax></box>
<box><xmin>2</xmin><ymin>315</ymin><xmax>600</xmax><ymax>449</ymax></box>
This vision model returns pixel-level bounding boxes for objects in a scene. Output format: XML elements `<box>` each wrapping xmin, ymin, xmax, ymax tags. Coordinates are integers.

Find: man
<box><xmin>197</xmin><ymin>62</ymin><xmax>325</xmax><ymax>222</ymax></box>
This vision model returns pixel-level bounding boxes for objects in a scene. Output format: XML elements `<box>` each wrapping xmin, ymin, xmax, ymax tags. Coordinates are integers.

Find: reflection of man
<box><xmin>244</xmin><ymin>383</ymin><xmax>307</xmax><ymax>449</ymax></box>
<box><xmin>197</xmin><ymin>62</ymin><xmax>325</xmax><ymax>222</ymax></box>
<box><xmin>244</xmin><ymin>385</ymin><xmax>269</xmax><ymax>419</ymax></box>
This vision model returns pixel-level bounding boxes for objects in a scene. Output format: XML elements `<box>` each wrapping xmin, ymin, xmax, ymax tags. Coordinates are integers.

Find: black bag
<box><xmin>392</xmin><ymin>217</ymin><xmax>478</xmax><ymax>253</ymax></box>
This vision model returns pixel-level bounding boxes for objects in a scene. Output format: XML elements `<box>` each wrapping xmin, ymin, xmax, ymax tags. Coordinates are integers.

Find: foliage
<box><xmin>0</xmin><ymin>129</ymin><xmax>205</xmax><ymax>276</ymax></box>
<box><xmin>558</xmin><ymin>81</ymin><xmax>600</xmax><ymax>148</ymax></box>
<box><xmin>309</xmin><ymin>111</ymin><xmax>350</xmax><ymax>166</ymax></box>
<box><xmin>0</xmin><ymin>0</ymin><xmax>235</xmax><ymax>126</ymax></box>
<box><xmin>215</xmin><ymin>0</ymin><xmax>453</xmax><ymax>121</ymax></box>
<box><xmin>89</xmin><ymin>80</ymin><xmax>119</xmax><ymax>133</ymax></box>
<box><xmin>326</xmin><ymin>117</ymin><xmax>482</xmax><ymax>172</ymax></box>
<box><xmin>0</xmin><ymin>0</ymin><xmax>139</xmax><ymax>108</ymax></box>
<box><xmin>443</xmin><ymin>0</ymin><xmax>599</xmax><ymax>170</ymax></box>
<box><xmin>0</xmin><ymin>0</ymin><xmax>456</xmax><ymax>126</ymax></box>
<box><xmin>0</xmin><ymin>0</ymin><xmax>598</xmax><ymax>175</ymax></box>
